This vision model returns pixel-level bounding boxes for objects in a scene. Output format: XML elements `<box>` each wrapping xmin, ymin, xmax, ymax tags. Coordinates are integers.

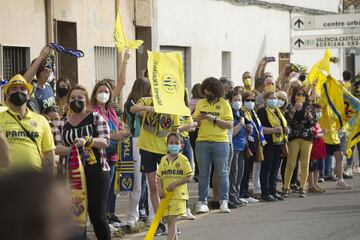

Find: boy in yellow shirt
<box><xmin>157</xmin><ymin>133</ymin><xmax>193</xmax><ymax>240</ymax></box>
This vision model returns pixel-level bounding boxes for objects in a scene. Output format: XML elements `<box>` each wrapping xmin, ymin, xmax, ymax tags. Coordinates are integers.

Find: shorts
<box><xmin>309</xmin><ymin>159</ymin><xmax>324</xmax><ymax>172</ymax></box>
<box><xmin>139</xmin><ymin>149</ymin><xmax>163</xmax><ymax>173</ymax></box>
<box><xmin>163</xmin><ymin>199</ymin><xmax>186</xmax><ymax>217</ymax></box>
<box><xmin>325</xmin><ymin>144</ymin><xmax>342</xmax><ymax>156</ymax></box>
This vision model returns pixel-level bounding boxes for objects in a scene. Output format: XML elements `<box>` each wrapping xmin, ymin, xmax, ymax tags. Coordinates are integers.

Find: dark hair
<box><xmin>312</xmin><ymin>103</ymin><xmax>321</xmax><ymax>109</ymax></box>
<box><xmin>191</xmin><ymin>83</ymin><xmax>203</xmax><ymax>99</ymax></box>
<box><xmin>242</xmin><ymin>91</ymin><xmax>256</xmax><ymax>101</ymax></box>
<box><xmin>290</xmin><ymin>86</ymin><xmax>309</xmax><ymax>104</ymax></box>
<box><xmin>263</xmin><ymin>90</ymin><xmax>276</xmax><ymax>100</ymax></box>
<box><xmin>342</xmin><ymin>70</ymin><xmax>352</xmax><ymax>81</ymax></box>
<box><xmin>166</xmin><ymin>132</ymin><xmax>183</xmax><ymax>143</ymax></box>
<box><xmin>90</xmin><ymin>80</ymin><xmax>113</xmax><ymax>108</ymax></box>
<box><xmin>254</xmin><ymin>77</ymin><xmax>265</xmax><ymax>90</ymax></box>
<box><xmin>68</xmin><ymin>85</ymin><xmax>91</xmax><ymax>113</ymax></box>
<box><xmin>201</xmin><ymin>77</ymin><xmax>224</xmax><ymax>98</ymax></box>
<box><xmin>43</xmin><ymin>106</ymin><xmax>58</xmax><ymax>115</ymax></box>
<box><xmin>226</xmin><ymin>88</ymin><xmax>242</xmax><ymax>101</ymax></box>
<box><xmin>56</xmin><ymin>77</ymin><xmax>72</xmax><ymax>97</ymax></box>
<box><xmin>30</xmin><ymin>58</ymin><xmax>47</xmax><ymax>79</ymax></box>
<box><xmin>101</xmin><ymin>78</ymin><xmax>116</xmax><ymax>90</ymax></box>
<box><xmin>126</xmin><ymin>77</ymin><xmax>151</xmax><ymax>103</ymax></box>
<box><xmin>0</xmin><ymin>170</ymin><xmax>65</xmax><ymax>240</ymax></box>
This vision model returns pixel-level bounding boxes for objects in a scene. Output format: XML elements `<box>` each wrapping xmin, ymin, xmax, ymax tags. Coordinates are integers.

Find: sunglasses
<box><xmin>296</xmin><ymin>93</ymin><xmax>306</xmax><ymax>97</ymax></box>
<box><xmin>244</xmin><ymin>99</ymin><xmax>255</xmax><ymax>102</ymax></box>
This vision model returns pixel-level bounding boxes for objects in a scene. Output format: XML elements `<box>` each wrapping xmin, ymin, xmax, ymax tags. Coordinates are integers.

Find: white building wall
<box><xmin>264</xmin><ymin>0</ymin><xmax>340</xmax><ymax>12</ymax></box>
<box><xmin>156</xmin><ymin>0</ymin><xmax>344</xmax><ymax>87</ymax></box>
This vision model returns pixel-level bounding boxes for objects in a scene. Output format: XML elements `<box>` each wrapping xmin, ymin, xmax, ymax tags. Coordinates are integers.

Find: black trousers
<box><xmin>239</xmin><ymin>141</ymin><xmax>257</xmax><ymax>198</ymax></box>
<box><xmin>86</xmin><ymin>169</ymin><xmax>111</xmax><ymax>240</ymax></box>
<box><xmin>260</xmin><ymin>144</ymin><xmax>282</xmax><ymax>197</ymax></box>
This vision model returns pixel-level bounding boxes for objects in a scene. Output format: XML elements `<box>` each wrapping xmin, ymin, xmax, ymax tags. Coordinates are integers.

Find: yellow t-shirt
<box><xmin>0</xmin><ymin>108</ymin><xmax>55</xmax><ymax>170</ymax></box>
<box><xmin>137</xmin><ymin>97</ymin><xmax>180</xmax><ymax>154</ymax></box>
<box><xmin>192</xmin><ymin>98</ymin><xmax>233</xmax><ymax>142</ymax></box>
<box><xmin>156</xmin><ymin>153</ymin><xmax>193</xmax><ymax>200</ymax></box>
<box><xmin>179</xmin><ymin>115</ymin><xmax>193</xmax><ymax>138</ymax></box>
<box><xmin>319</xmin><ymin>95</ymin><xmax>340</xmax><ymax>145</ymax></box>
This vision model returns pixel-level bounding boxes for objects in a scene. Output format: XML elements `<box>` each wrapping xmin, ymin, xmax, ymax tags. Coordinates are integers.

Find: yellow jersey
<box><xmin>179</xmin><ymin>115</ymin><xmax>193</xmax><ymax>138</ymax></box>
<box><xmin>0</xmin><ymin>108</ymin><xmax>55</xmax><ymax>170</ymax></box>
<box><xmin>137</xmin><ymin>97</ymin><xmax>180</xmax><ymax>154</ymax></box>
<box><xmin>193</xmin><ymin>98</ymin><xmax>233</xmax><ymax>142</ymax></box>
<box><xmin>157</xmin><ymin>153</ymin><xmax>192</xmax><ymax>200</ymax></box>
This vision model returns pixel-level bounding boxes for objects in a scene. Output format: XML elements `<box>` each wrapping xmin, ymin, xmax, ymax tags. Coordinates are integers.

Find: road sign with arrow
<box><xmin>292</xmin><ymin>33</ymin><xmax>360</xmax><ymax>50</ymax></box>
<box><xmin>292</xmin><ymin>14</ymin><xmax>360</xmax><ymax>31</ymax></box>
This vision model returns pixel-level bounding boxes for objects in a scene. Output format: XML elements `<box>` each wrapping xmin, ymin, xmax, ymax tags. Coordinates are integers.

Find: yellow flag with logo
<box><xmin>147</xmin><ymin>51</ymin><xmax>190</xmax><ymax>116</ymax></box>
<box><xmin>113</xmin><ymin>7</ymin><xmax>143</xmax><ymax>52</ymax></box>
<box><xmin>307</xmin><ymin>48</ymin><xmax>332</xmax><ymax>95</ymax></box>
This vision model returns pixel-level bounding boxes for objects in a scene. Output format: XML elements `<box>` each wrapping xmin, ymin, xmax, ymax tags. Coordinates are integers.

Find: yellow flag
<box><xmin>147</xmin><ymin>51</ymin><xmax>190</xmax><ymax>116</ymax></box>
<box><xmin>307</xmin><ymin>48</ymin><xmax>332</xmax><ymax>95</ymax></box>
<box><xmin>113</xmin><ymin>8</ymin><xmax>143</xmax><ymax>52</ymax></box>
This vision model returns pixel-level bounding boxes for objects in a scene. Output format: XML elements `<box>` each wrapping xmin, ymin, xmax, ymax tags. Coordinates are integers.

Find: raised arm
<box><xmin>23</xmin><ymin>46</ymin><xmax>51</xmax><ymax>83</ymax></box>
<box><xmin>113</xmin><ymin>50</ymin><xmax>130</xmax><ymax>98</ymax></box>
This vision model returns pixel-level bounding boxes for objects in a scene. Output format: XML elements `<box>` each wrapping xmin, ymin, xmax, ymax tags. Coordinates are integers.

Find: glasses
<box><xmin>244</xmin><ymin>99</ymin><xmax>255</xmax><ymax>102</ymax></box>
<box><xmin>296</xmin><ymin>92</ymin><xmax>306</xmax><ymax>97</ymax></box>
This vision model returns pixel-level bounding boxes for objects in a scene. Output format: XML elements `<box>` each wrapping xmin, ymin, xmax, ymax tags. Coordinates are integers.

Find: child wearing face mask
<box><xmin>308</xmin><ymin>104</ymin><xmax>326</xmax><ymax>193</ymax></box>
<box><xmin>227</xmin><ymin>91</ymin><xmax>250</xmax><ymax>207</ymax></box>
<box><xmin>157</xmin><ymin>133</ymin><xmax>193</xmax><ymax>240</ymax></box>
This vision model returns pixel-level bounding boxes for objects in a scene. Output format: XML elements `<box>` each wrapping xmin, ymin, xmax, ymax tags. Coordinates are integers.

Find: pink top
<box><xmin>92</xmin><ymin>105</ymin><xmax>122</xmax><ymax>162</ymax></box>
<box><xmin>310</xmin><ymin>123</ymin><xmax>327</xmax><ymax>160</ymax></box>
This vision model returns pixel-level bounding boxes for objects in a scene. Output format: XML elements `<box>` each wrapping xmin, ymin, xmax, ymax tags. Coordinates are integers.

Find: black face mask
<box><xmin>206</xmin><ymin>94</ymin><xmax>217</xmax><ymax>102</ymax></box>
<box><xmin>70</xmin><ymin>100</ymin><xmax>85</xmax><ymax>113</ymax></box>
<box><xmin>9</xmin><ymin>92</ymin><xmax>27</xmax><ymax>106</ymax></box>
<box><xmin>58</xmin><ymin>87</ymin><xmax>69</xmax><ymax>97</ymax></box>
<box><xmin>299</xmin><ymin>74</ymin><xmax>306</xmax><ymax>81</ymax></box>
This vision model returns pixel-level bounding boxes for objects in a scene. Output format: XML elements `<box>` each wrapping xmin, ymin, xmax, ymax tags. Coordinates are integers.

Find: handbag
<box><xmin>255</xmin><ymin>142</ymin><xmax>264</xmax><ymax>162</ymax></box>
<box><xmin>245</xmin><ymin>145</ymin><xmax>253</xmax><ymax>159</ymax></box>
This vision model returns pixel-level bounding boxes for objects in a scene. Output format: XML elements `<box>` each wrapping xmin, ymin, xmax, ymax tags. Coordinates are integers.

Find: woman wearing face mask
<box><xmin>193</xmin><ymin>77</ymin><xmax>233</xmax><ymax>214</ymax></box>
<box><xmin>239</xmin><ymin>91</ymin><xmax>265</xmax><ymax>203</ymax></box>
<box><xmin>55</xmin><ymin>77</ymin><xmax>71</xmax><ymax>118</ymax></box>
<box><xmin>227</xmin><ymin>90</ymin><xmax>250</xmax><ymax>207</ymax></box>
<box><xmin>90</xmin><ymin>80</ymin><xmax>126</xmax><ymax>229</ymax></box>
<box><xmin>283</xmin><ymin>87</ymin><xmax>315</xmax><ymax>198</ymax></box>
<box><xmin>257</xmin><ymin>91</ymin><xmax>288</xmax><ymax>202</ymax></box>
<box><xmin>54</xmin><ymin>85</ymin><xmax>111</xmax><ymax>240</ymax></box>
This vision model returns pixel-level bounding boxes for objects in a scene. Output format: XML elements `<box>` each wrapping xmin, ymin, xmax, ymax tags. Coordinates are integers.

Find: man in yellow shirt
<box><xmin>0</xmin><ymin>75</ymin><xmax>55</xmax><ymax>173</ymax></box>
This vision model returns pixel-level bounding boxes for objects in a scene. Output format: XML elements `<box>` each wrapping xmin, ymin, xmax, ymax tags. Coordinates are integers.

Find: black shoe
<box><xmin>228</xmin><ymin>201</ymin><xmax>238</xmax><ymax>209</ymax></box>
<box><xmin>261</xmin><ymin>195</ymin><xmax>277</xmax><ymax>202</ymax></box>
<box><xmin>155</xmin><ymin>222</ymin><xmax>166</xmax><ymax>236</ymax></box>
<box><xmin>108</xmin><ymin>215</ymin><xmax>122</xmax><ymax>224</ymax></box>
<box><xmin>343</xmin><ymin>173</ymin><xmax>353</xmax><ymax>179</ymax></box>
<box><xmin>290</xmin><ymin>184</ymin><xmax>299</xmax><ymax>192</ymax></box>
<box><xmin>324</xmin><ymin>175</ymin><xmax>337</xmax><ymax>181</ymax></box>
<box><xmin>209</xmin><ymin>201</ymin><xmax>220</xmax><ymax>209</ymax></box>
<box><xmin>233</xmin><ymin>198</ymin><xmax>245</xmax><ymax>206</ymax></box>
<box><xmin>271</xmin><ymin>193</ymin><xmax>285</xmax><ymax>201</ymax></box>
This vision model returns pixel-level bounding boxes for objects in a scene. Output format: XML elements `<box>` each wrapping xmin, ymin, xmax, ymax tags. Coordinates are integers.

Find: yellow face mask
<box><xmin>295</xmin><ymin>96</ymin><xmax>306</xmax><ymax>104</ymax></box>
<box><xmin>344</xmin><ymin>81</ymin><xmax>351</xmax><ymax>91</ymax></box>
<box><xmin>243</xmin><ymin>77</ymin><xmax>253</xmax><ymax>88</ymax></box>
<box><xmin>264</xmin><ymin>84</ymin><xmax>274</xmax><ymax>93</ymax></box>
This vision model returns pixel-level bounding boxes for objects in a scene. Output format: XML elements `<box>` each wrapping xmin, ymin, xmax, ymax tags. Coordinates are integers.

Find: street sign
<box><xmin>292</xmin><ymin>33</ymin><xmax>360</xmax><ymax>50</ymax></box>
<box><xmin>292</xmin><ymin>14</ymin><xmax>360</xmax><ymax>31</ymax></box>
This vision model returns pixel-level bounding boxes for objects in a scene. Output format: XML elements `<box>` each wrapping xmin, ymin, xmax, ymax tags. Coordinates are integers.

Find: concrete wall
<box><xmin>155</xmin><ymin>0</ymin><xmax>344</xmax><ymax>88</ymax></box>
<box><xmin>264</xmin><ymin>0</ymin><xmax>340</xmax><ymax>12</ymax></box>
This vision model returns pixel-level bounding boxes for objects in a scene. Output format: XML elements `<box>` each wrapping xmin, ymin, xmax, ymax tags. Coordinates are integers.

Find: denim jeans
<box><xmin>196</xmin><ymin>141</ymin><xmax>229</xmax><ymax>203</ymax></box>
<box><xmin>182</xmin><ymin>137</ymin><xmax>193</xmax><ymax>166</ymax></box>
<box><xmin>106</xmin><ymin>163</ymin><xmax>116</xmax><ymax>214</ymax></box>
<box><xmin>324</xmin><ymin>155</ymin><xmax>334</xmax><ymax>177</ymax></box>
<box><xmin>229</xmin><ymin>150</ymin><xmax>245</xmax><ymax>202</ymax></box>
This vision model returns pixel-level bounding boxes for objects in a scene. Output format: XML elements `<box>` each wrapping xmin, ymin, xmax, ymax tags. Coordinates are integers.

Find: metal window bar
<box><xmin>2</xmin><ymin>47</ymin><xmax>27</xmax><ymax>80</ymax></box>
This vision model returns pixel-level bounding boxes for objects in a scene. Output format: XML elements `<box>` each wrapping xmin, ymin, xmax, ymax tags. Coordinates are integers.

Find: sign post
<box><xmin>291</xmin><ymin>33</ymin><xmax>360</xmax><ymax>50</ymax></box>
<box><xmin>292</xmin><ymin>14</ymin><xmax>360</xmax><ymax>31</ymax></box>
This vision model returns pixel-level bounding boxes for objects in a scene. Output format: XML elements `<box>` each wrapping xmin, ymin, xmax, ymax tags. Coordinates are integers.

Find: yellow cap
<box><xmin>3</xmin><ymin>74</ymin><xmax>33</xmax><ymax>94</ymax></box>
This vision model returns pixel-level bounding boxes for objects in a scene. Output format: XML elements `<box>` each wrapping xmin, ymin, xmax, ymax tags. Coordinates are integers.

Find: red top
<box><xmin>310</xmin><ymin>123</ymin><xmax>327</xmax><ymax>160</ymax></box>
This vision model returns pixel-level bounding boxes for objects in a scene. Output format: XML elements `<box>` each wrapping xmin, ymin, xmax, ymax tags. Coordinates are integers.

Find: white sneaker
<box><xmin>109</xmin><ymin>224</ymin><xmax>118</xmax><ymax>232</ymax></box>
<box><xmin>353</xmin><ymin>167</ymin><xmax>360</xmax><ymax>174</ymax></box>
<box><xmin>195</xmin><ymin>201</ymin><xmax>209</xmax><ymax>214</ymax></box>
<box><xmin>220</xmin><ymin>201</ymin><xmax>230</xmax><ymax>213</ymax></box>
<box><xmin>239</xmin><ymin>198</ymin><xmax>249</xmax><ymax>204</ymax></box>
<box><xmin>245</xmin><ymin>197</ymin><xmax>259</xmax><ymax>204</ymax></box>
<box><xmin>344</xmin><ymin>168</ymin><xmax>353</xmax><ymax>177</ymax></box>
<box><xmin>183</xmin><ymin>208</ymin><xmax>196</xmax><ymax>220</ymax></box>
<box><xmin>127</xmin><ymin>219</ymin><xmax>136</xmax><ymax>228</ymax></box>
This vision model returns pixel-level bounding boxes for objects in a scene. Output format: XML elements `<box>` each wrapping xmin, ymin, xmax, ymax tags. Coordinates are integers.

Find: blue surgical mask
<box><xmin>266</xmin><ymin>99</ymin><xmax>278</xmax><ymax>109</ymax></box>
<box><xmin>167</xmin><ymin>144</ymin><xmax>181</xmax><ymax>154</ymax></box>
<box><xmin>244</xmin><ymin>101</ymin><xmax>255</xmax><ymax>110</ymax></box>
<box><xmin>231</xmin><ymin>101</ymin><xmax>242</xmax><ymax>110</ymax></box>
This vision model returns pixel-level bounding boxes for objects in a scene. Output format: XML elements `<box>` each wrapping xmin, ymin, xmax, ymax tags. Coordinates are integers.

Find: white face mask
<box><xmin>277</xmin><ymin>99</ymin><xmax>285</xmax><ymax>108</ymax></box>
<box><xmin>96</xmin><ymin>92</ymin><xmax>110</xmax><ymax>104</ymax></box>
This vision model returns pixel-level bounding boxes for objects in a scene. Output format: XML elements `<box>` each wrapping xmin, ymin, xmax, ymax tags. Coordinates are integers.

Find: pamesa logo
<box><xmin>162</xmin><ymin>74</ymin><xmax>179</xmax><ymax>94</ymax></box>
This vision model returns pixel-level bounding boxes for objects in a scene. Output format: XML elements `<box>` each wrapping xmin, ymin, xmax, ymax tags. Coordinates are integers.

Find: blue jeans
<box><xmin>106</xmin><ymin>163</ymin><xmax>116</xmax><ymax>214</ymax></box>
<box><xmin>195</xmin><ymin>141</ymin><xmax>229</xmax><ymax>203</ymax></box>
<box><xmin>182</xmin><ymin>137</ymin><xmax>193</xmax><ymax>166</ymax></box>
<box><xmin>324</xmin><ymin>155</ymin><xmax>333</xmax><ymax>177</ymax></box>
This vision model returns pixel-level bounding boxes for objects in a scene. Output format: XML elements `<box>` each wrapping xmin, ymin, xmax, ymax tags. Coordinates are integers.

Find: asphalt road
<box><xmin>123</xmin><ymin>175</ymin><xmax>360</xmax><ymax>240</ymax></box>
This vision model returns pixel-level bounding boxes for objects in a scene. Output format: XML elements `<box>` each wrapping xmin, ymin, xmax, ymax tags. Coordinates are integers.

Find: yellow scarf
<box><xmin>265</xmin><ymin>107</ymin><xmax>287</xmax><ymax>144</ymax></box>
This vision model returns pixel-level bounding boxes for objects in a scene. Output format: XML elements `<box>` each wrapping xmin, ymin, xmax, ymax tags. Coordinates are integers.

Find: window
<box><xmin>94</xmin><ymin>46</ymin><xmax>117</xmax><ymax>82</ymax></box>
<box><xmin>160</xmin><ymin>46</ymin><xmax>191</xmax><ymax>90</ymax></box>
<box><xmin>1</xmin><ymin>46</ymin><xmax>29</xmax><ymax>80</ymax></box>
<box><xmin>222</xmin><ymin>51</ymin><xmax>231</xmax><ymax>78</ymax></box>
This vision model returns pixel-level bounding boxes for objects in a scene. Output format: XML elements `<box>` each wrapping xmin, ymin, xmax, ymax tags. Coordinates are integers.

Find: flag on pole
<box><xmin>307</xmin><ymin>48</ymin><xmax>332</xmax><ymax>95</ymax></box>
<box><xmin>113</xmin><ymin>6</ymin><xmax>143</xmax><ymax>52</ymax></box>
<box><xmin>147</xmin><ymin>51</ymin><xmax>190</xmax><ymax>116</ymax></box>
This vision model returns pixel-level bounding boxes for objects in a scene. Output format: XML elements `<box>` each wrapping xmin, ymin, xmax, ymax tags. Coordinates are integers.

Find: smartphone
<box><xmin>264</xmin><ymin>56</ymin><xmax>276</xmax><ymax>63</ymax></box>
